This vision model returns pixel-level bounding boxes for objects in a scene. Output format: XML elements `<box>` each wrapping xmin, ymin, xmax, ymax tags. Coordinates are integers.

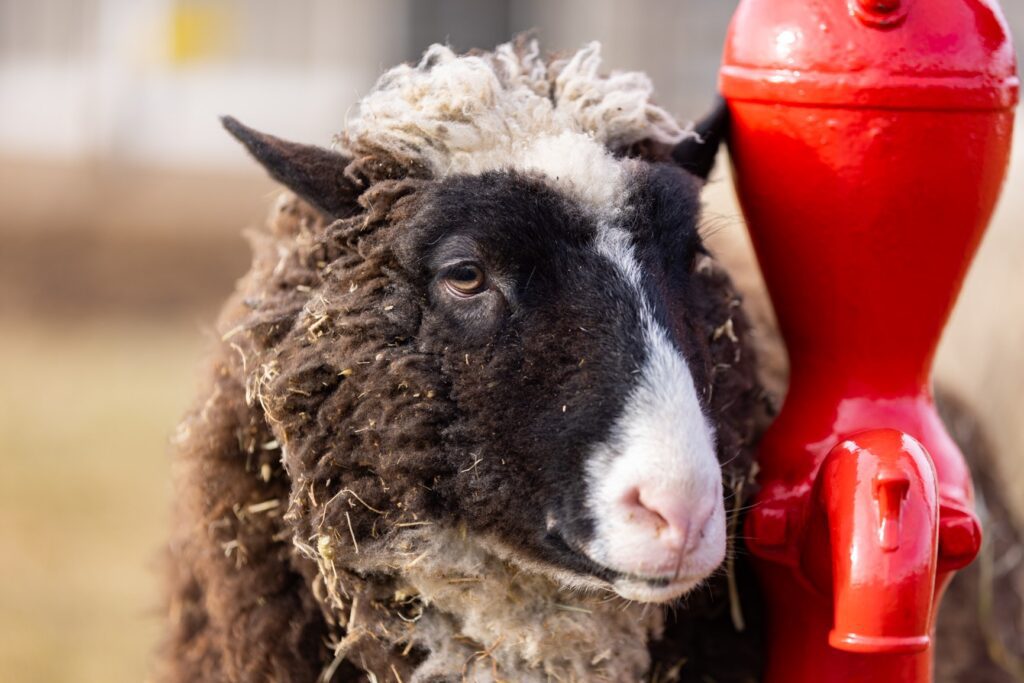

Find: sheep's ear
<box><xmin>672</xmin><ymin>97</ymin><xmax>729</xmax><ymax>182</ymax></box>
<box><xmin>221</xmin><ymin>116</ymin><xmax>360</xmax><ymax>219</ymax></box>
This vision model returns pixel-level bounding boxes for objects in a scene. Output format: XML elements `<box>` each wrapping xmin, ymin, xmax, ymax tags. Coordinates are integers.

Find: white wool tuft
<box><xmin>303</xmin><ymin>526</ymin><xmax>661</xmax><ymax>682</ymax></box>
<box><xmin>339</xmin><ymin>39</ymin><xmax>691</xmax><ymax>214</ymax></box>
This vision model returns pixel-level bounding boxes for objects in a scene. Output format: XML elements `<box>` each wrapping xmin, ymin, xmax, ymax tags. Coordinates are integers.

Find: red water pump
<box><xmin>719</xmin><ymin>0</ymin><xmax>1019</xmax><ymax>680</ymax></box>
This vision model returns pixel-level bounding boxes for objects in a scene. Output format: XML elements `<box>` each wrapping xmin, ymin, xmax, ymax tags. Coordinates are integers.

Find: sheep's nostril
<box><xmin>635</xmin><ymin>490</ymin><xmax>669</xmax><ymax>530</ymax></box>
<box><xmin>621</xmin><ymin>486</ymin><xmax>689</xmax><ymax>549</ymax></box>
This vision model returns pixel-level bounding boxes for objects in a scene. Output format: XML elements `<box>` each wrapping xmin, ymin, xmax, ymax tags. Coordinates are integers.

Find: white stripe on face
<box><xmin>584</xmin><ymin>224</ymin><xmax>726</xmax><ymax>602</ymax></box>
<box><xmin>494</xmin><ymin>142</ymin><xmax>725</xmax><ymax>600</ymax></box>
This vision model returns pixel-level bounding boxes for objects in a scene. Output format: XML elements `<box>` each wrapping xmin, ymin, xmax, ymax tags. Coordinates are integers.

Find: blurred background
<box><xmin>0</xmin><ymin>1</ymin><xmax>1020</xmax><ymax>681</ymax></box>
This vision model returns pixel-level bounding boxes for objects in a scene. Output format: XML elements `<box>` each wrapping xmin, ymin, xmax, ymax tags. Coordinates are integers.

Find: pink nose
<box><xmin>621</xmin><ymin>486</ymin><xmax>696</xmax><ymax>552</ymax></box>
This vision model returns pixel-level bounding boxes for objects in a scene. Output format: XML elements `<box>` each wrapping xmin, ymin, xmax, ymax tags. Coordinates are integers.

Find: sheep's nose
<box><xmin>620</xmin><ymin>486</ymin><xmax>699</xmax><ymax>552</ymax></box>
<box><xmin>587</xmin><ymin>469</ymin><xmax>727</xmax><ymax>599</ymax></box>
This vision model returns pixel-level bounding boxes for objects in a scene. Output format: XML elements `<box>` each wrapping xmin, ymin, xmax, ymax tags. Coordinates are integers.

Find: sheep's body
<box><xmin>161</xmin><ymin>187</ymin><xmax>765</xmax><ymax>682</ymax></box>
<box><xmin>159</xmin><ymin>40</ymin><xmax>769</xmax><ymax>683</ymax></box>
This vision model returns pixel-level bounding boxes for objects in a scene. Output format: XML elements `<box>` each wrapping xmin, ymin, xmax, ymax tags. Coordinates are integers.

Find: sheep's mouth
<box><xmin>611</xmin><ymin>575</ymin><xmax>706</xmax><ymax>602</ymax></box>
<box><xmin>542</xmin><ymin>530</ymin><xmax>621</xmax><ymax>583</ymax></box>
<box><xmin>542</xmin><ymin>531</ymin><xmax>699</xmax><ymax>601</ymax></box>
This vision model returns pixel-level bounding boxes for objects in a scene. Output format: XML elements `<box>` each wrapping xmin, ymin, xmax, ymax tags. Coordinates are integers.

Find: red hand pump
<box><xmin>719</xmin><ymin>0</ymin><xmax>1019</xmax><ymax>680</ymax></box>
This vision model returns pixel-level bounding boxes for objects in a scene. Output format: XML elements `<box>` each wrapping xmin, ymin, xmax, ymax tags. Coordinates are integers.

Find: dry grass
<box><xmin>0</xmin><ymin>317</ymin><xmax>207</xmax><ymax>683</ymax></box>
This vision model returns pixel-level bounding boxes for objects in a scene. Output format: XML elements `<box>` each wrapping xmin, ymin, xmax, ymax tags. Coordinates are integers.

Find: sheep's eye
<box><xmin>442</xmin><ymin>263</ymin><xmax>487</xmax><ymax>297</ymax></box>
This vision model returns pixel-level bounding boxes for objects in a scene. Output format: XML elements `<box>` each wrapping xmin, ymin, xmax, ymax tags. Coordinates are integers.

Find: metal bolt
<box><xmin>939</xmin><ymin>516</ymin><xmax>981</xmax><ymax>564</ymax></box>
<box><xmin>851</xmin><ymin>0</ymin><xmax>909</xmax><ymax>28</ymax></box>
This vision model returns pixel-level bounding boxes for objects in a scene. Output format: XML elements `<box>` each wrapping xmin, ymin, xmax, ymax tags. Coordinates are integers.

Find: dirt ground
<box><xmin>0</xmin><ymin>129</ymin><xmax>1021</xmax><ymax>683</ymax></box>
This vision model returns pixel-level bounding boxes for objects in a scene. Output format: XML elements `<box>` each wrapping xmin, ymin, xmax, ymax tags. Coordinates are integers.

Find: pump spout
<box><xmin>801</xmin><ymin>429</ymin><xmax>940</xmax><ymax>654</ymax></box>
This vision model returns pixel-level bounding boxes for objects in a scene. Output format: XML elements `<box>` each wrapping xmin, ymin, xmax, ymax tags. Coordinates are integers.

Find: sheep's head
<box><xmin>222</xmin><ymin>40</ymin><xmax>763</xmax><ymax>606</ymax></box>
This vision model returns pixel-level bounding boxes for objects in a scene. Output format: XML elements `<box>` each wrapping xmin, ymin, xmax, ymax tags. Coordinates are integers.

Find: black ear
<box><xmin>221</xmin><ymin>116</ymin><xmax>360</xmax><ymax>219</ymax></box>
<box><xmin>672</xmin><ymin>97</ymin><xmax>729</xmax><ymax>182</ymax></box>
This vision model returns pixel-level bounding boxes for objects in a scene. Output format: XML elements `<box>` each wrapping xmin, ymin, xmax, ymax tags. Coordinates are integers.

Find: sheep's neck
<box><xmin>313</xmin><ymin>528</ymin><xmax>662</xmax><ymax>682</ymax></box>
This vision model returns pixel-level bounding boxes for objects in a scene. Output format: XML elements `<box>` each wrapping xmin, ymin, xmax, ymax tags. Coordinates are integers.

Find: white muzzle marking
<box><xmin>585</xmin><ymin>225</ymin><xmax>726</xmax><ymax>602</ymax></box>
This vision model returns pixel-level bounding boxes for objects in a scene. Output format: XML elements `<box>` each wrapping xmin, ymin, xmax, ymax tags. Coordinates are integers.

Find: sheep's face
<box><xmin>393</xmin><ymin>164</ymin><xmax>728</xmax><ymax>601</ymax></box>
<box><xmin>223</xmin><ymin>43</ymin><xmax>760</xmax><ymax>605</ymax></box>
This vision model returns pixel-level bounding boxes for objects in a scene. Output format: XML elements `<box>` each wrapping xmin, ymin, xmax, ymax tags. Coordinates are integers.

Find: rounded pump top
<box><xmin>720</xmin><ymin>0</ymin><xmax>1020</xmax><ymax>110</ymax></box>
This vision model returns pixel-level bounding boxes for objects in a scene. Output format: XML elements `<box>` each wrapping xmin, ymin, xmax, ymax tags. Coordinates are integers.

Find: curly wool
<box><xmin>340</xmin><ymin>39</ymin><xmax>693</xmax><ymax>215</ymax></box>
<box><xmin>300</xmin><ymin>525</ymin><xmax>663</xmax><ymax>682</ymax></box>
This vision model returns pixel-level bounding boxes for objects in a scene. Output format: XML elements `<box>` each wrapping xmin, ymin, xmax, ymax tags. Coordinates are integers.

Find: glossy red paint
<box><xmin>719</xmin><ymin>0</ymin><xmax>1018</xmax><ymax>680</ymax></box>
<box><xmin>805</xmin><ymin>430</ymin><xmax>939</xmax><ymax>655</ymax></box>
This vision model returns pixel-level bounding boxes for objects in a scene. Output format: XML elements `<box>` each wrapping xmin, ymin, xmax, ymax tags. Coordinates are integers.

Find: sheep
<box><xmin>159</xmin><ymin>38</ymin><xmax>769</xmax><ymax>683</ymax></box>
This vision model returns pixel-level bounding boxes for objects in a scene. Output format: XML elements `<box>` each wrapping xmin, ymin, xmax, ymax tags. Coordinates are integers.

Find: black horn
<box><xmin>221</xmin><ymin>116</ymin><xmax>360</xmax><ymax>219</ymax></box>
